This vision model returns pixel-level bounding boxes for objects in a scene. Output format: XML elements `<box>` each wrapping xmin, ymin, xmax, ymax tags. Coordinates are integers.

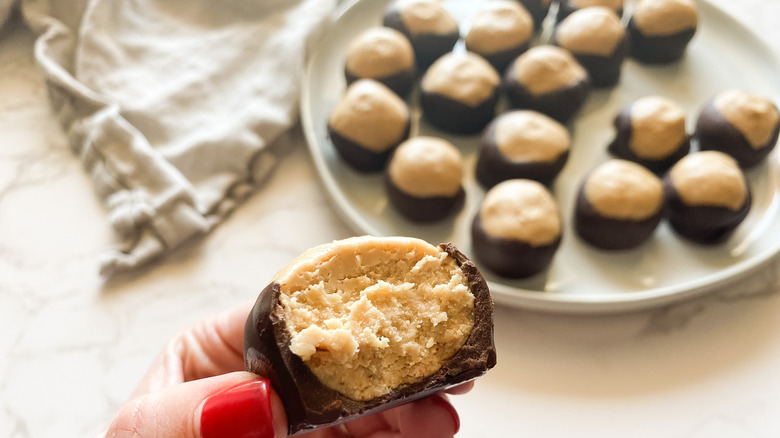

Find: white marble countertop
<box><xmin>2</xmin><ymin>1</ymin><xmax>780</xmax><ymax>437</ymax></box>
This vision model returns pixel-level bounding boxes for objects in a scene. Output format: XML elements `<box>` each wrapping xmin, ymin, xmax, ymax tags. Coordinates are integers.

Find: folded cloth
<box><xmin>3</xmin><ymin>0</ymin><xmax>334</xmax><ymax>276</ymax></box>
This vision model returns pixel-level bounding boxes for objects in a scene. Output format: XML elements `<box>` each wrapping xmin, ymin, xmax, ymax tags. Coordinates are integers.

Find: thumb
<box><xmin>104</xmin><ymin>371</ymin><xmax>288</xmax><ymax>438</ymax></box>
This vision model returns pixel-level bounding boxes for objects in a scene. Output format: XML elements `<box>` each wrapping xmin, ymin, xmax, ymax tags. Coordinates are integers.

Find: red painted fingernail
<box><xmin>432</xmin><ymin>395</ymin><xmax>460</xmax><ymax>434</ymax></box>
<box><xmin>201</xmin><ymin>378</ymin><xmax>275</xmax><ymax>438</ymax></box>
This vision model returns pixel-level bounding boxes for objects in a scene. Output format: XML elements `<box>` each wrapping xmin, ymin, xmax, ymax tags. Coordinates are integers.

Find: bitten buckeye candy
<box><xmin>552</xmin><ymin>7</ymin><xmax>628</xmax><ymax>88</ymax></box>
<box><xmin>327</xmin><ymin>79</ymin><xmax>411</xmax><ymax>172</ymax></box>
<box><xmin>695</xmin><ymin>90</ymin><xmax>780</xmax><ymax>168</ymax></box>
<box><xmin>244</xmin><ymin>236</ymin><xmax>496</xmax><ymax>435</ymax></box>
<box><xmin>385</xmin><ymin>137</ymin><xmax>465</xmax><ymax>222</ymax></box>
<box><xmin>628</xmin><ymin>0</ymin><xmax>698</xmax><ymax>64</ymax></box>
<box><xmin>344</xmin><ymin>27</ymin><xmax>417</xmax><ymax>97</ymax></box>
<box><xmin>575</xmin><ymin>159</ymin><xmax>664</xmax><ymax>250</ymax></box>
<box><xmin>608</xmin><ymin>96</ymin><xmax>690</xmax><ymax>173</ymax></box>
<box><xmin>465</xmin><ymin>1</ymin><xmax>534</xmax><ymax>72</ymax></box>
<box><xmin>383</xmin><ymin>0</ymin><xmax>460</xmax><ymax>70</ymax></box>
<box><xmin>503</xmin><ymin>45</ymin><xmax>591</xmax><ymax>123</ymax></box>
<box><xmin>664</xmin><ymin>151</ymin><xmax>751</xmax><ymax>244</ymax></box>
<box><xmin>420</xmin><ymin>52</ymin><xmax>501</xmax><ymax>134</ymax></box>
<box><xmin>476</xmin><ymin>110</ymin><xmax>571</xmax><ymax>188</ymax></box>
<box><xmin>557</xmin><ymin>0</ymin><xmax>624</xmax><ymax>21</ymax></box>
<box><xmin>472</xmin><ymin>179</ymin><xmax>562</xmax><ymax>278</ymax></box>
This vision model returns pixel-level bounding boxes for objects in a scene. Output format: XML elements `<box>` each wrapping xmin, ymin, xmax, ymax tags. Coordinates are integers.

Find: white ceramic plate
<box><xmin>301</xmin><ymin>0</ymin><xmax>780</xmax><ymax>313</ymax></box>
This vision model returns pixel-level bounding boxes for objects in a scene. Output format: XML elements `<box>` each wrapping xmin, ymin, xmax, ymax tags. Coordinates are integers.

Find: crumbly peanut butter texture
<box><xmin>274</xmin><ymin>236</ymin><xmax>475</xmax><ymax>401</ymax></box>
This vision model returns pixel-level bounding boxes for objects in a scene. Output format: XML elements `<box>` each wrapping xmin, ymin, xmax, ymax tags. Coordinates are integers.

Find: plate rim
<box><xmin>300</xmin><ymin>0</ymin><xmax>780</xmax><ymax>314</ymax></box>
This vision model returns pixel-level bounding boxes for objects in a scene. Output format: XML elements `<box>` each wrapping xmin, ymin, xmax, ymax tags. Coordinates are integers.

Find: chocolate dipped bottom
<box><xmin>345</xmin><ymin>68</ymin><xmax>416</xmax><ymax>99</ymax></box>
<box><xmin>476</xmin><ymin>110</ymin><xmax>570</xmax><ymax>188</ymax></box>
<box><xmin>244</xmin><ymin>237</ymin><xmax>496</xmax><ymax>435</ymax></box>
<box><xmin>327</xmin><ymin>123</ymin><xmax>411</xmax><ymax>173</ymax></box>
<box><xmin>471</xmin><ymin>179</ymin><xmax>562</xmax><ymax>278</ymax></box>
<box><xmin>344</xmin><ymin>27</ymin><xmax>417</xmax><ymax>97</ymax></box>
<box><xmin>628</xmin><ymin>0</ymin><xmax>698</xmax><ymax>64</ymax></box>
<box><xmin>552</xmin><ymin>7</ymin><xmax>628</xmax><ymax>88</ymax></box>
<box><xmin>503</xmin><ymin>46</ymin><xmax>591</xmax><ymax>123</ymax></box>
<box><xmin>385</xmin><ymin>174</ymin><xmax>466</xmax><ymax>222</ymax></box>
<box><xmin>575</xmin><ymin>186</ymin><xmax>664</xmax><ymax>250</ymax></box>
<box><xmin>608</xmin><ymin>98</ymin><xmax>691</xmax><ymax>174</ymax></box>
<box><xmin>383</xmin><ymin>0</ymin><xmax>460</xmax><ymax>70</ymax></box>
<box><xmin>472</xmin><ymin>215</ymin><xmax>561</xmax><ymax>278</ymax></box>
<box><xmin>385</xmin><ymin>136</ymin><xmax>466</xmax><ymax>222</ymax></box>
<box><xmin>502</xmin><ymin>75</ymin><xmax>590</xmax><ymax>123</ymax></box>
<box><xmin>663</xmin><ymin>152</ymin><xmax>752</xmax><ymax>243</ymax></box>
<box><xmin>465</xmin><ymin>1</ymin><xmax>534</xmax><ymax>73</ymax></box>
<box><xmin>563</xmin><ymin>40</ymin><xmax>627</xmax><ymax>88</ymax></box>
<box><xmin>557</xmin><ymin>0</ymin><xmax>624</xmax><ymax>21</ymax></box>
<box><xmin>420</xmin><ymin>53</ymin><xmax>501</xmax><ymax>134</ymax></box>
<box><xmin>695</xmin><ymin>101</ymin><xmax>780</xmax><ymax>169</ymax></box>
<box><xmin>421</xmin><ymin>91</ymin><xmax>499</xmax><ymax>134</ymax></box>
<box><xmin>627</xmin><ymin>21</ymin><xmax>696</xmax><ymax>64</ymax></box>
<box><xmin>327</xmin><ymin>79</ymin><xmax>411</xmax><ymax>172</ymax></box>
<box><xmin>575</xmin><ymin>160</ymin><xmax>664</xmax><ymax>250</ymax></box>
<box><xmin>664</xmin><ymin>184</ymin><xmax>751</xmax><ymax>244</ymax></box>
<box><xmin>517</xmin><ymin>0</ymin><xmax>552</xmax><ymax>27</ymax></box>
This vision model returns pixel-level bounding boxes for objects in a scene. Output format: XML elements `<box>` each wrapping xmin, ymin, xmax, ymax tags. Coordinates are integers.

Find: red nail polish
<box><xmin>201</xmin><ymin>378</ymin><xmax>275</xmax><ymax>438</ymax></box>
<box><xmin>432</xmin><ymin>395</ymin><xmax>460</xmax><ymax>434</ymax></box>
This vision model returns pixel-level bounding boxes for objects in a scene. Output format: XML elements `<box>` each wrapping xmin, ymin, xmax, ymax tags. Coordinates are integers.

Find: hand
<box><xmin>100</xmin><ymin>301</ymin><xmax>470</xmax><ymax>438</ymax></box>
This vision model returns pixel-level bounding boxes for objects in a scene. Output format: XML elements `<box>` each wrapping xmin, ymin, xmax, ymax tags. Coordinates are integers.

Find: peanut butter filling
<box><xmin>584</xmin><ymin>159</ymin><xmax>663</xmax><ymax>221</ymax></box>
<box><xmin>669</xmin><ymin>151</ymin><xmax>747</xmax><ymax>211</ymax></box>
<box><xmin>328</xmin><ymin>80</ymin><xmax>409</xmax><ymax>153</ymax></box>
<box><xmin>275</xmin><ymin>236</ymin><xmax>475</xmax><ymax>401</ymax></box>
<box><xmin>480</xmin><ymin>179</ymin><xmax>561</xmax><ymax>246</ymax></box>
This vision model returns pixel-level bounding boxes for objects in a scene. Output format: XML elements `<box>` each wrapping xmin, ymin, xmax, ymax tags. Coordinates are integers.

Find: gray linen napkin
<box><xmin>1</xmin><ymin>0</ymin><xmax>334</xmax><ymax>276</ymax></box>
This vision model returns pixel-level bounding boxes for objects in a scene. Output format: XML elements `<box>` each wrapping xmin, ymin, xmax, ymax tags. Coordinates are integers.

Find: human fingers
<box><xmin>342</xmin><ymin>394</ymin><xmax>459</xmax><ymax>438</ymax></box>
<box><xmin>104</xmin><ymin>371</ymin><xmax>287</xmax><ymax>438</ymax></box>
<box><xmin>444</xmin><ymin>381</ymin><xmax>474</xmax><ymax>395</ymax></box>
<box><xmin>131</xmin><ymin>301</ymin><xmax>255</xmax><ymax>397</ymax></box>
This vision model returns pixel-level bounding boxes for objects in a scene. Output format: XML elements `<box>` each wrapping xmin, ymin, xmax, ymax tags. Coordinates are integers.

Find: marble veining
<box><xmin>2</xmin><ymin>1</ymin><xmax>780</xmax><ymax>438</ymax></box>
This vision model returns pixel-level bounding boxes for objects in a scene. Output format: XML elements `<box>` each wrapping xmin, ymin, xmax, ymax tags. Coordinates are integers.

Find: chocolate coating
<box><xmin>421</xmin><ymin>90</ymin><xmax>499</xmax><ymax>134</ymax></box>
<box><xmin>663</xmin><ymin>176</ymin><xmax>751</xmax><ymax>244</ymax></box>
<box><xmin>420</xmin><ymin>53</ymin><xmax>501</xmax><ymax>134</ymax></box>
<box><xmin>503</xmin><ymin>60</ymin><xmax>591</xmax><ymax>123</ymax></box>
<box><xmin>385</xmin><ymin>172</ymin><xmax>466</xmax><ymax>222</ymax></box>
<box><xmin>517</xmin><ymin>0</ymin><xmax>552</xmax><ymax>27</ymax></box>
<box><xmin>557</xmin><ymin>0</ymin><xmax>624</xmax><ymax>21</ymax></box>
<box><xmin>345</xmin><ymin>67</ymin><xmax>417</xmax><ymax>99</ymax></box>
<box><xmin>327</xmin><ymin>122</ymin><xmax>411</xmax><ymax>173</ymax></box>
<box><xmin>628</xmin><ymin>18</ymin><xmax>696</xmax><ymax>64</ymax></box>
<box><xmin>695</xmin><ymin>102</ymin><xmax>780</xmax><ymax>169</ymax></box>
<box><xmin>608</xmin><ymin>102</ymin><xmax>690</xmax><ymax>174</ymax></box>
<box><xmin>575</xmin><ymin>184</ymin><xmax>664</xmax><ymax>250</ymax></box>
<box><xmin>383</xmin><ymin>3</ymin><xmax>459</xmax><ymax>70</ymax></box>
<box><xmin>551</xmin><ymin>31</ymin><xmax>628</xmax><ymax>88</ymax></box>
<box><xmin>472</xmin><ymin>214</ymin><xmax>561</xmax><ymax>278</ymax></box>
<box><xmin>344</xmin><ymin>28</ymin><xmax>417</xmax><ymax>97</ymax></box>
<box><xmin>244</xmin><ymin>243</ymin><xmax>496</xmax><ymax>435</ymax></box>
<box><xmin>476</xmin><ymin>112</ymin><xmax>570</xmax><ymax>188</ymax></box>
